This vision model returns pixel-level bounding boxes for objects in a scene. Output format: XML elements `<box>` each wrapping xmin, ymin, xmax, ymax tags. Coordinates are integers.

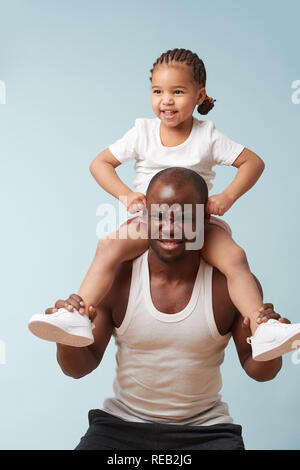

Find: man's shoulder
<box><xmin>108</xmin><ymin>250</ymin><xmax>148</xmax><ymax>306</ymax></box>
<box><xmin>211</xmin><ymin>265</ymin><xmax>239</xmax><ymax>334</ymax></box>
<box><xmin>107</xmin><ymin>260</ymin><xmax>133</xmax><ymax>307</ymax></box>
<box><xmin>212</xmin><ymin>267</ymin><xmax>233</xmax><ymax>304</ymax></box>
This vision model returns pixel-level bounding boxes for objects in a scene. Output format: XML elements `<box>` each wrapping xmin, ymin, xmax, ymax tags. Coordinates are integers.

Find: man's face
<box><xmin>146</xmin><ymin>181</ymin><xmax>205</xmax><ymax>263</ymax></box>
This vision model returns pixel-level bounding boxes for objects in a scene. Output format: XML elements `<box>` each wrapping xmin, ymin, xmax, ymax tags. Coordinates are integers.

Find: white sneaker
<box><xmin>28</xmin><ymin>308</ymin><xmax>95</xmax><ymax>347</ymax></box>
<box><xmin>247</xmin><ymin>319</ymin><xmax>300</xmax><ymax>361</ymax></box>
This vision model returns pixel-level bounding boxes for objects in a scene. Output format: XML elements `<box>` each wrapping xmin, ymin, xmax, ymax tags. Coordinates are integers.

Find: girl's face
<box><xmin>151</xmin><ymin>63</ymin><xmax>206</xmax><ymax>128</ymax></box>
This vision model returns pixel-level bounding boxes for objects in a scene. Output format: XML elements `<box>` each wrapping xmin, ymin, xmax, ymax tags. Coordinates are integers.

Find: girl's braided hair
<box><xmin>149</xmin><ymin>48</ymin><xmax>215</xmax><ymax>115</ymax></box>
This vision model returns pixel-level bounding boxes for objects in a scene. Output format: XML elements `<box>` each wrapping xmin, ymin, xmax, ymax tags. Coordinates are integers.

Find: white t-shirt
<box><xmin>108</xmin><ymin>117</ymin><xmax>244</xmax><ymax>194</ymax></box>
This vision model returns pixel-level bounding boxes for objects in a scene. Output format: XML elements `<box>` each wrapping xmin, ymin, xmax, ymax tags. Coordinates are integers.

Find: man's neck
<box><xmin>147</xmin><ymin>247</ymin><xmax>201</xmax><ymax>283</ymax></box>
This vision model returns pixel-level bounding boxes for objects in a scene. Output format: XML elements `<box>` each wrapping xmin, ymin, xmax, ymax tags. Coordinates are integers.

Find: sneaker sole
<box><xmin>253</xmin><ymin>330</ymin><xmax>300</xmax><ymax>361</ymax></box>
<box><xmin>28</xmin><ymin>319</ymin><xmax>94</xmax><ymax>347</ymax></box>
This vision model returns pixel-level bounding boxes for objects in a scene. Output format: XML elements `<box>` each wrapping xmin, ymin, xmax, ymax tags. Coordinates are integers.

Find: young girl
<box><xmin>28</xmin><ymin>48</ymin><xmax>300</xmax><ymax>361</ymax></box>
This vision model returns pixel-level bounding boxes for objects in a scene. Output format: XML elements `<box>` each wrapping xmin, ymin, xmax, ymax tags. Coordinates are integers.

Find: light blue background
<box><xmin>0</xmin><ymin>0</ymin><xmax>299</xmax><ymax>450</ymax></box>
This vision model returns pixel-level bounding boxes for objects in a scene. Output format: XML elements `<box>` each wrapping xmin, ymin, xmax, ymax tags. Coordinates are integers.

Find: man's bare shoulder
<box><xmin>99</xmin><ymin>260</ymin><xmax>133</xmax><ymax>309</ymax></box>
<box><xmin>212</xmin><ymin>267</ymin><xmax>238</xmax><ymax>335</ymax></box>
<box><xmin>211</xmin><ymin>266</ymin><xmax>263</xmax><ymax>335</ymax></box>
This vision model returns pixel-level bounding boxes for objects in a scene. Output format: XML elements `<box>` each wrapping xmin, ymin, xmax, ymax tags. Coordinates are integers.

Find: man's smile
<box><xmin>157</xmin><ymin>239</ymin><xmax>184</xmax><ymax>251</ymax></box>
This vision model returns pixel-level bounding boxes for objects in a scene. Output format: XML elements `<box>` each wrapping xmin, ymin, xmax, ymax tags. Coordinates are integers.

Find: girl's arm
<box><xmin>224</xmin><ymin>147</ymin><xmax>265</xmax><ymax>203</ymax></box>
<box><xmin>207</xmin><ymin>148</ymin><xmax>265</xmax><ymax>216</ymax></box>
<box><xmin>90</xmin><ymin>148</ymin><xmax>132</xmax><ymax>199</ymax></box>
<box><xmin>90</xmin><ymin>148</ymin><xmax>146</xmax><ymax>212</ymax></box>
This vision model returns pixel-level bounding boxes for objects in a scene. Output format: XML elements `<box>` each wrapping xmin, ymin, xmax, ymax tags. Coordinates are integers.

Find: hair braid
<box><xmin>149</xmin><ymin>48</ymin><xmax>215</xmax><ymax>115</ymax></box>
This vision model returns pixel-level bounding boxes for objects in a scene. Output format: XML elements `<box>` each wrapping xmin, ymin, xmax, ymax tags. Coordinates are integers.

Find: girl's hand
<box><xmin>125</xmin><ymin>191</ymin><xmax>147</xmax><ymax>214</ymax></box>
<box><xmin>206</xmin><ymin>192</ymin><xmax>234</xmax><ymax>216</ymax></box>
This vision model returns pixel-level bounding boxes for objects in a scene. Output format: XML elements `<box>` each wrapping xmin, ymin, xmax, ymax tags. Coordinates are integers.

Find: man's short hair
<box><xmin>146</xmin><ymin>167</ymin><xmax>208</xmax><ymax>204</ymax></box>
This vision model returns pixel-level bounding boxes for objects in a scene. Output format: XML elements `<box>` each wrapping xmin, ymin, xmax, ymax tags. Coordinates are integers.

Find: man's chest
<box><xmin>111</xmin><ymin>264</ymin><xmax>237</xmax><ymax>335</ymax></box>
<box><xmin>111</xmin><ymin>277</ymin><xmax>195</xmax><ymax>328</ymax></box>
<box><xmin>147</xmin><ymin>278</ymin><xmax>196</xmax><ymax>314</ymax></box>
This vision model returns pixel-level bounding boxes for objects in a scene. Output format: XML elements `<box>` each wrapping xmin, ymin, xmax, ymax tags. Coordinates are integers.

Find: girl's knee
<box><xmin>95</xmin><ymin>231</ymin><xmax>147</xmax><ymax>265</ymax></box>
<box><xmin>97</xmin><ymin>236</ymin><xmax>112</xmax><ymax>251</ymax></box>
<box><xmin>95</xmin><ymin>236</ymin><xmax>123</xmax><ymax>263</ymax></box>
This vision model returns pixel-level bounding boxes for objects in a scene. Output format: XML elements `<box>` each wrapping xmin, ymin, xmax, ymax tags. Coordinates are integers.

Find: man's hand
<box><xmin>45</xmin><ymin>294</ymin><xmax>97</xmax><ymax>321</ymax></box>
<box><xmin>242</xmin><ymin>303</ymin><xmax>291</xmax><ymax>331</ymax></box>
<box><xmin>206</xmin><ymin>192</ymin><xmax>234</xmax><ymax>216</ymax></box>
<box><xmin>122</xmin><ymin>191</ymin><xmax>146</xmax><ymax>214</ymax></box>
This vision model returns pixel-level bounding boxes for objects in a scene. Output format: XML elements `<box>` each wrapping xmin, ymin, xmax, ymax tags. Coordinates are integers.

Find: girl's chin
<box><xmin>159</xmin><ymin>115</ymin><xmax>181</xmax><ymax>125</ymax></box>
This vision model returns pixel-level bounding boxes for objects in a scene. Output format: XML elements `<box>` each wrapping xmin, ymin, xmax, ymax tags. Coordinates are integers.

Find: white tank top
<box><xmin>102</xmin><ymin>251</ymin><xmax>233</xmax><ymax>426</ymax></box>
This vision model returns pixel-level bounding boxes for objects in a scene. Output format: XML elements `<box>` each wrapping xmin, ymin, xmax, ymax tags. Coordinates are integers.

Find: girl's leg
<box><xmin>201</xmin><ymin>223</ymin><xmax>262</xmax><ymax>334</ymax></box>
<box><xmin>78</xmin><ymin>219</ymin><xmax>148</xmax><ymax>316</ymax></box>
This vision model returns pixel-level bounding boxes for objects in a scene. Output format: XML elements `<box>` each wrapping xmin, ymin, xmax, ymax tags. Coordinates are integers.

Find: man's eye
<box><xmin>151</xmin><ymin>213</ymin><xmax>168</xmax><ymax>220</ymax></box>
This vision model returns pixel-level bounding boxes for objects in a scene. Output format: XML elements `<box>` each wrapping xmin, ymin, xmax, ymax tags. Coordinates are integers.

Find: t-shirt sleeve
<box><xmin>209</xmin><ymin>122</ymin><xmax>244</xmax><ymax>166</ymax></box>
<box><xmin>108</xmin><ymin>121</ymin><xmax>139</xmax><ymax>163</ymax></box>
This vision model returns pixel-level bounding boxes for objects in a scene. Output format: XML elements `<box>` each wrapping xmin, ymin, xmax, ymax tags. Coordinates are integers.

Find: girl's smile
<box><xmin>161</xmin><ymin>110</ymin><xmax>178</xmax><ymax>121</ymax></box>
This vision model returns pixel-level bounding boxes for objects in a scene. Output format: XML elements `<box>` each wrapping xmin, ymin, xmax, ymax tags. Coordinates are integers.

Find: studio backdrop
<box><xmin>0</xmin><ymin>0</ymin><xmax>299</xmax><ymax>450</ymax></box>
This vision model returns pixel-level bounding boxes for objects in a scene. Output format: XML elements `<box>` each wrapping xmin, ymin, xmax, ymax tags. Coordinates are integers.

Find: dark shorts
<box><xmin>75</xmin><ymin>409</ymin><xmax>245</xmax><ymax>451</ymax></box>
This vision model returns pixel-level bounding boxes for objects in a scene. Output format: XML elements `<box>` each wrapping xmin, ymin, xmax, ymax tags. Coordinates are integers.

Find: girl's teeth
<box><xmin>163</xmin><ymin>111</ymin><xmax>177</xmax><ymax>119</ymax></box>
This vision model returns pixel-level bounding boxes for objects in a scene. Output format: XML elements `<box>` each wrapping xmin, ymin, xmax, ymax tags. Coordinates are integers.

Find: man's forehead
<box><xmin>147</xmin><ymin>181</ymin><xmax>203</xmax><ymax>205</ymax></box>
<box><xmin>150</xmin><ymin>202</ymin><xmax>184</xmax><ymax>213</ymax></box>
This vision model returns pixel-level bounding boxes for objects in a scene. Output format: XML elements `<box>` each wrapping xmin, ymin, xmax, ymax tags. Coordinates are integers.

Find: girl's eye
<box><xmin>153</xmin><ymin>90</ymin><xmax>183</xmax><ymax>95</ymax></box>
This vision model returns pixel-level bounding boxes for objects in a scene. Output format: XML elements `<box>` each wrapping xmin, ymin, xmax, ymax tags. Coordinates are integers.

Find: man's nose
<box><xmin>161</xmin><ymin>219</ymin><xmax>182</xmax><ymax>239</ymax></box>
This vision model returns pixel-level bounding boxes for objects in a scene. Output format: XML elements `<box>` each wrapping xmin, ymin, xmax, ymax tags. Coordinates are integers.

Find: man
<box><xmin>46</xmin><ymin>168</ymin><xmax>290</xmax><ymax>450</ymax></box>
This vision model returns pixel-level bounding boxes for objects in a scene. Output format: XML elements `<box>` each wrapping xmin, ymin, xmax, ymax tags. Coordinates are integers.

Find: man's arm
<box><xmin>231</xmin><ymin>275</ymin><xmax>283</xmax><ymax>381</ymax></box>
<box><xmin>213</xmin><ymin>267</ymin><xmax>283</xmax><ymax>381</ymax></box>
<box><xmin>232</xmin><ymin>275</ymin><xmax>282</xmax><ymax>382</ymax></box>
<box><xmin>231</xmin><ymin>311</ymin><xmax>282</xmax><ymax>382</ymax></box>
<box><xmin>50</xmin><ymin>260</ymin><xmax>131</xmax><ymax>379</ymax></box>
<box><xmin>55</xmin><ymin>299</ymin><xmax>114</xmax><ymax>379</ymax></box>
